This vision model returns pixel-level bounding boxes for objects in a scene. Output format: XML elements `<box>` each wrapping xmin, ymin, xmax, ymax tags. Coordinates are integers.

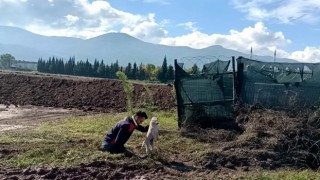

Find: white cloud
<box><xmin>160</xmin><ymin>22</ymin><xmax>320</xmax><ymax>62</ymax></box>
<box><xmin>129</xmin><ymin>0</ymin><xmax>170</xmax><ymax>5</ymax></box>
<box><xmin>0</xmin><ymin>0</ymin><xmax>167</xmax><ymax>40</ymax></box>
<box><xmin>65</xmin><ymin>15</ymin><xmax>79</xmax><ymax>26</ymax></box>
<box><xmin>161</xmin><ymin>22</ymin><xmax>290</xmax><ymax>55</ymax></box>
<box><xmin>289</xmin><ymin>47</ymin><xmax>320</xmax><ymax>63</ymax></box>
<box><xmin>0</xmin><ymin>0</ymin><xmax>320</xmax><ymax>62</ymax></box>
<box><xmin>120</xmin><ymin>13</ymin><xmax>168</xmax><ymax>43</ymax></box>
<box><xmin>232</xmin><ymin>0</ymin><xmax>320</xmax><ymax>24</ymax></box>
<box><xmin>0</xmin><ymin>0</ymin><xmax>26</xmax><ymax>3</ymax></box>
<box><xmin>178</xmin><ymin>22</ymin><xmax>198</xmax><ymax>32</ymax></box>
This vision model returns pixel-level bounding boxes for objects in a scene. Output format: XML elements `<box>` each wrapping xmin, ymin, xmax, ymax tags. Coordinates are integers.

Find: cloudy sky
<box><xmin>0</xmin><ymin>0</ymin><xmax>320</xmax><ymax>62</ymax></box>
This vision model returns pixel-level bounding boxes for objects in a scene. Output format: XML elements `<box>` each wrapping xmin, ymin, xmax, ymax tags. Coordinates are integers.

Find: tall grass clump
<box><xmin>116</xmin><ymin>71</ymin><xmax>134</xmax><ymax>114</ymax></box>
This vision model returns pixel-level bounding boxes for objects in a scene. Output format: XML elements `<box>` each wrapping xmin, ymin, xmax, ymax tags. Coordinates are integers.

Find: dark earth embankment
<box><xmin>0</xmin><ymin>72</ymin><xmax>175</xmax><ymax>113</ymax></box>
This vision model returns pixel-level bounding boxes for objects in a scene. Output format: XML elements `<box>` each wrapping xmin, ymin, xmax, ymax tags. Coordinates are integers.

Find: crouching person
<box><xmin>100</xmin><ymin>111</ymin><xmax>149</xmax><ymax>154</ymax></box>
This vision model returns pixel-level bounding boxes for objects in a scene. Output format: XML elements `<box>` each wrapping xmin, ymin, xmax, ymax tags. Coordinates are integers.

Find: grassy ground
<box><xmin>246</xmin><ymin>170</ymin><xmax>320</xmax><ymax>180</ymax></box>
<box><xmin>0</xmin><ymin>70</ymin><xmax>165</xmax><ymax>85</ymax></box>
<box><xmin>0</xmin><ymin>111</ymin><xmax>201</xmax><ymax>168</ymax></box>
<box><xmin>1</xmin><ymin>111</ymin><xmax>320</xmax><ymax>179</ymax></box>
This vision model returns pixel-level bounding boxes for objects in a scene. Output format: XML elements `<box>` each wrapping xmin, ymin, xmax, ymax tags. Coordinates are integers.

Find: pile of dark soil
<box><xmin>0</xmin><ymin>160</ymin><xmax>185</xmax><ymax>180</ymax></box>
<box><xmin>191</xmin><ymin>106</ymin><xmax>320</xmax><ymax>170</ymax></box>
<box><xmin>0</xmin><ymin>73</ymin><xmax>175</xmax><ymax>113</ymax></box>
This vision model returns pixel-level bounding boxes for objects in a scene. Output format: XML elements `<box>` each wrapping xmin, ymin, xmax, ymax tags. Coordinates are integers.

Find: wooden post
<box><xmin>232</xmin><ymin>56</ymin><xmax>236</xmax><ymax>103</ymax></box>
<box><xmin>174</xmin><ymin>59</ymin><xmax>183</xmax><ymax>128</ymax></box>
<box><xmin>236</xmin><ymin>58</ymin><xmax>244</xmax><ymax>101</ymax></box>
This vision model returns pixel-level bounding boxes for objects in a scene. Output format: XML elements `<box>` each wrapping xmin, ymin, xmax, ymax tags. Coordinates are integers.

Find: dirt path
<box><xmin>0</xmin><ymin>104</ymin><xmax>87</xmax><ymax>133</ymax></box>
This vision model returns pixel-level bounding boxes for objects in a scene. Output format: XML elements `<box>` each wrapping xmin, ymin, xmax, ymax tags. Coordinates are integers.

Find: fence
<box><xmin>237</xmin><ymin>57</ymin><xmax>320</xmax><ymax>109</ymax></box>
<box><xmin>174</xmin><ymin>58</ymin><xmax>235</xmax><ymax>128</ymax></box>
<box><xmin>174</xmin><ymin>56</ymin><xmax>320</xmax><ymax>127</ymax></box>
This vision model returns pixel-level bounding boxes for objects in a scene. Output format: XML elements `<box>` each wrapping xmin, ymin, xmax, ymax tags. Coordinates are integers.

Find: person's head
<box><xmin>134</xmin><ymin>111</ymin><xmax>148</xmax><ymax>124</ymax></box>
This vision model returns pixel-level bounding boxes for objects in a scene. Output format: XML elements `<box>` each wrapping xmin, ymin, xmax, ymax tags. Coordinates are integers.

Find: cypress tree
<box><xmin>105</xmin><ymin>64</ymin><xmax>111</xmax><ymax>78</ymax></box>
<box><xmin>47</xmin><ymin>57</ymin><xmax>52</xmax><ymax>73</ymax></box>
<box><xmin>132</xmin><ymin>62</ymin><xmax>138</xmax><ymax>80</ymax></box>
<box><xmin>51</xmin><ymin>57</ymin><xmax>56</xmax><ymax>73</ymax></box>
<box><xmin>37</xmin><ymin>58</ymin><xmax>43</xmax><ymax>72</ymax></box>
<box><xmin>97</xmin><ymin>60</ymin><xmax>106</xmax><ymax>78</ymax></box>
<box><xmin>85</xmin><ymin>59</ymin><xmax>93</xmax><ymax>76</ymax></box>
<box><xmin>114</xmin><ymin>60</ymin><xmax>120</xmax><ymax>73</ymax></box>
<box><xmin>167</xmin><ymin>65</ymin><xmax>174</xmax><ymax>81</ymax></box>
<box><xmin>138</xmin><ymin>63</ymin><xmax>146</xmax><ymax>80</ymax></box>
<box><xmin>110</xmin><ymin>63</ymin><xmax>115</xmax><ymax>78</ymax></box>
<box><xmin>71</xmin><ymin>56</ymin><xmax>75</xmax><ymax>75</ymax></box>
<box><xmin>65</xmin><ymin>57</ymin><xmax>72</xmax><ymax>75</ymax></box>
<box><xmin>192</xmin><ymin>64</ymin><xmax>199</xmax><ymax>74</ymax></box>
<box><xmin>93</xmin><ymin>59</ymin><xmax>99</xmax><ymax>77</ymax></box>
<box><xmin>158</xmin><ymin>56</ymin><xmax>168</xmax><ymax>83</ymax></box>
<box><xmin>125</xmin><ymin>62</ymin><xmax>132</xmax><ymax>79</ymax></box>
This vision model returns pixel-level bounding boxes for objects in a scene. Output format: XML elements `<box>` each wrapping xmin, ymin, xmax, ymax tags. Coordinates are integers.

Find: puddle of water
<box><xmin>0</xmin><ymin>104</ymin><xmax>85</xmax><ymax>132</ymax></box>
<box><xmin>169</xmin><ymin>161</ymin><xmax>194</xmax><ymax>172</ymax></box>
<box><xmin>0</xmin><ymin>104</ymin><xmax>74</xmax><ymax>121</ymax></box>
<box><xmin>0</xmin><ymin>105</ymin><xmax>23</xmax><ymax>120</ymax></box>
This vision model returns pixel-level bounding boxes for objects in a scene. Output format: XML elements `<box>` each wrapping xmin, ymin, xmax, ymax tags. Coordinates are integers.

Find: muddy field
<box><xmin>1</xmin><ymin>72</ymin><xmax>320</xmax><ymax>179</ymax></box>
<box><xmin>0</xmin><ymin>160</ymin><xmax>246</xmax><ymax>180</ymax></box>
<box><xmin>1</xmin><ymin>70</ymin><xmax>173</xmax><ymax>132</ymax></box>
<box><xmin>0</xmin><ymin>72</ymin><xmax>182</xmax><ymax>179</ymax></box>
<box><xmin>0</xmin><ymin>72</ymin><xmax>175</xmax><ymax>113</ymax></box>
<box><xmin>1</xmin><ymin>106</ymin><xmax>320</xmax><ymax>179</ymax></box>
<box><xmin>0</xmin><ymin>160</ymin><xmax>182</xmax><ymax>180</ymax></box>
<box><xmin>0</xmin><ymin>104</ymin><xmax>88</xmax><ymax>133</ymax></box>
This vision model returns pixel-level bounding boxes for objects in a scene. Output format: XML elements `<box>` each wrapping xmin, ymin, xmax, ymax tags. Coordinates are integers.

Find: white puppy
<box><xmin>142</xmin><ymin>117</ymin><xmax>159</xmax><ymax>155</ymax></box>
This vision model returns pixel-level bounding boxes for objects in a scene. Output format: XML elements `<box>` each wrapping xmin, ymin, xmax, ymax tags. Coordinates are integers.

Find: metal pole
<box><xmin>273</xmin><ymin>49</ymin><xmax>276</xmax><ymax>79</ymax></box>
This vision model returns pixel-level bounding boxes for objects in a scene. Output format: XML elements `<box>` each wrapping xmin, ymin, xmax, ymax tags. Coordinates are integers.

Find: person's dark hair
<box><xmin>134</xmin><ymin>111</ymin><xmax>148</xmax><ymax>119</ymax></box>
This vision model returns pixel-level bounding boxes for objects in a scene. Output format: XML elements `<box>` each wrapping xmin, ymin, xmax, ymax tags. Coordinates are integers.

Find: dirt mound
<box><xmin>0</xmin><ymin>160</ymin><xmax>186</xmax><ymax>180</ymax></box>
<box><xmin>186</xmin><ymin>106</ymin><xmax>320</xmax><ymax>170</ymax></box>
<box><xmin>0</xmin><ymin>73</ymin><xmax>175</xmax><ymax>113</ymax></box>
<box><xmin>235</xmin><ymin>106</ymin><xmax>320</xmax><ymax>169</ymax></box>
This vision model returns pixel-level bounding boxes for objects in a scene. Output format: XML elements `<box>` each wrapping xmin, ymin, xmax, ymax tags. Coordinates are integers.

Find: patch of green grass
<box><xmin>0</xmin><ymin>135</ymin><xmax>17</xmax><ymax>144</ymax></box>
<box><xmin>0</xmin><ymin>112</ymin><xmax>127</xmax><ymax>167</ymax></box>
<box><xmin>0</xmin><ymin>111</ymin><xmax>211</xmax><ymax>168</ymax></box>
<box><xmin>245</xmin><ymin>170</ymin><xmax>320</xmax><ymax>180</ymax></box>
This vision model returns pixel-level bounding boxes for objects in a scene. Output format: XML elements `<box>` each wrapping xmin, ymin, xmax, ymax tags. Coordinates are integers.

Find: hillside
<box><xmin>0</xmin><ymin>26</ymin><xmax>297</xmax><ymax>66</ymax></box>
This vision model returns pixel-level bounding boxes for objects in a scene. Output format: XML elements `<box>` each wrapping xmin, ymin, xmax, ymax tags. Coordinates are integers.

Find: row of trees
<box><xmin>2</xmin><ymin>53</ymin><xmax>201</xmax><ymax>81</ymax></box>
<box><xmin>37</xmin><ymin>56</ymin><xmax>175</xmax><ymax>82</ymax></box>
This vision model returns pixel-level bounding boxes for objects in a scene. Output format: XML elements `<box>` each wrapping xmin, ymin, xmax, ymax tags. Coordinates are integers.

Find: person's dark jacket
<box><xmin>100</xmin><ymin>116</ymin><xmax>149</xmax><ymax>153</ymax></box>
